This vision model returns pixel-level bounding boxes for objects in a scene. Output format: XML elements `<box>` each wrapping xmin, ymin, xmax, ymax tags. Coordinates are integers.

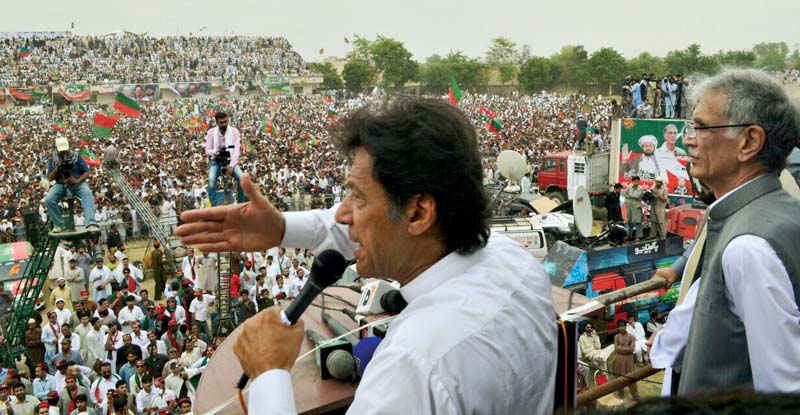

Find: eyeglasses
<box><xmin>682</xmin><ymin>122</ymin><xmax>755</xmax><ymax>138</ymax></box>
<box><xmin>136</xmin><ymin>365</ymin><xmax>145</xmax><ymax>368</ymax></box>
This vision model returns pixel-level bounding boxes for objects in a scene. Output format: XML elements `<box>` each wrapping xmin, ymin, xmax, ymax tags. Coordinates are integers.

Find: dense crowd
<box><xmin>0</xmin><ymin>84</ymin><xmax>612</xmax><ymax>414</ymax></box>
<box><xmin>0</xmin><ymin>35</ymin><xmax>311</xmax><ymax>86</ymax></box>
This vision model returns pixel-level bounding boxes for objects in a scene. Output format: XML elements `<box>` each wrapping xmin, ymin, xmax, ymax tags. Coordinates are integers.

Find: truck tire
<box><xmin>546</xmin><ymin>190</ymin><xmax>568</xmax><ymax>204</ymax></box>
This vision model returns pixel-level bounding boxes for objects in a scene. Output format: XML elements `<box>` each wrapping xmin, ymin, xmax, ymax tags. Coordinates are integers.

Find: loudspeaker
<box><xmin>22</xmin><ymin>211</ymin><xmax>40</xmax><ymax>245</ymax></box>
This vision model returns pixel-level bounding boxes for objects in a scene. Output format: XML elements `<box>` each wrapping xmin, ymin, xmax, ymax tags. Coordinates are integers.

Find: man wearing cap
<box><xmin>623</xmin><ymin>135</ymin><xmax>661</xmax><ymax>181</ymax></box>
<box><xmin>151</xmin><ymin>241</ymin><xmax>165</xmax><ymax>301</ymax></box>
<box><xmin>74</xmin><ymin>312</ymin><xmax>93</xmax><ymax>362</ymax></box>
<box><xmin>188</xmin><ymin>290</ymin><xmax>215</xmax><ymax>342</ymax></box>
<box><xmin>649</xmin><ymin>177</ymin><xmax>669</xmax><ymax>239</ymax></box>
<box><xmin>41</xmin><ymin>311</ymin><xmax>62</xmax><ymax>362</ymax></box>
<box><xmin>90</xmin><ymin>258</ymin><xmax>113</xmax><ymax>303</ymax></box>
<box><xmin>37</xmin><ymin>401</ymin><xmax>51</xmax><ymax>415</ymax></box>
<box><xmin>181</xmin><ymin>249</ymin><xmax>200</xmax><ymax>290</ymax></box>
<box><xmin>65</xmin><ymin>259</ymin><xmax>85</xmax><ymax>306</ymax></box>
<box><xmin>50</xmin><ymin>277</ymin><xmax>74</xmax><ymax>311</ymax></box>
<box><xmin>161</xmin><ymin>318</ymin><xmax>184</xmax><ymax>355</ymax></box>
<box><xmin>44</xmin><ymin>136</ymin><xmax>99</xmax><ymax>234</ymax></box>
<box><xmin>33</xmin><ymin>363</ymin><xmax>56</xmax><ymax>401</ymax></box>
<box><xmin>624</xmin><ymin>176</ymin><xmax>645</xmax><ymax>241</ymax></box>
<box><xmin>52</xmin><ymin>297</ymin><xmax>73</xmax><ymax>326</ymax></box>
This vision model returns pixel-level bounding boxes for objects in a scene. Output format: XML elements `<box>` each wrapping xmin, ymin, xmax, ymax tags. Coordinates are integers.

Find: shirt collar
<box><xmin>708</xmin><ymin>175</ymin><xmax>764</xmax><ymax>212</ymax></box>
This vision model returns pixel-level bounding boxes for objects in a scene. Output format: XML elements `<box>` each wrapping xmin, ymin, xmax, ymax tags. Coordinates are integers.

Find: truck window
<box><xmin>558</xmin><ymin>159</ymin><xmax>566</xmax><ymax>172</ymax></box>
<box><xmin>574</xmin><ymin>162</ymin><xmax>586</xmax><ymax>174</ymax></box>
<box><xmin>543</xmin><ymin>159</ymin><xmax>556</xmax><ymax>172</ymax></box>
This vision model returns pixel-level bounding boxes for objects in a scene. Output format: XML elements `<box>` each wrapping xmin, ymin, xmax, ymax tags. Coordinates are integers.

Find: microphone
<box><xmin>321</xmin><ymin>312</ymin><xmax>359</xmax><ymax>346</ymax></box>
<box><xmin>353</xmin><ymin>336</ymin><xmax>382</xmax><ymax>377</ymax></box>
<box><xmin>236</xmin><ymin>249</ymin><xmax>347</xmax><ymax>389</ymax></box>
<box><xmin>379</xmin><ymin>289</ymin><xmax>408</xmax><ymax>315</ymax></box>
<box><xmin>305</xmin><ymin>328</ymin><xmax>355</xmax><ymax>380</ymax></box>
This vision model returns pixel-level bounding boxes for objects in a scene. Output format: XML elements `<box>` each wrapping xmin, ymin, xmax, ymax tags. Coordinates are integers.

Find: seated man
<box><xmin>44</xmin><ymin>137</ymin><xmax>99</xmax><ymax>233</ymax></box>
<box><xmin>578</xmin><ymin>323</ymin><xmax>612</xmax><ymax>373</ymax></box>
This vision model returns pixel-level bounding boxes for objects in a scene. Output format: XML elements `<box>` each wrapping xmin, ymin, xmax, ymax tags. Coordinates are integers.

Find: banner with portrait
<box><xmin>262</xmin><ymin>76</ymin><xmax>292</xmax><ymax>94</ymax></box>
<box><xmin>617</xmin><ymin>118</ymin><xmax>694</xmax><ymax>198</ymax></box>
<box><xmin>116</xmin><ymin>83</ymin><xmax>161</xmax><ymax>101</ymax></box>
<box><xmin>166</xmin><ymin>82</ymin><xmax>212</xmax><ymax>97</ymax></box>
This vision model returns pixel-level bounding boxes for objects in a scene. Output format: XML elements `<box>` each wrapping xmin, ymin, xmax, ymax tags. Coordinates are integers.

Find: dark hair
<box><xmin>142</xmin><ymin>374</ymin><xmax>153</xmax><ymax>383</ymax></box>
<box><xmin>76</xmin><ymin>394</ymin><xmax>87</xmax><ymax>402</ymax></box>
<box><xmin>139</xmin><ymin>289</ymin><xmax>148</xmax><ymax>295</ymax></box>
<box><xmin>214</xmin><ymin>111</ymin><xmax>228</xmax><ymax>120</ymax></box>
<box><xmin>61</xmin><ymin>322</ymin><xmax>71</xmax><ymax>328</ymax></box>
<box><xmin>617</xmin><ymin>319</ymin><xmax>627</xmax><ymax>327</ymax></box>
<box><xmin>113</xmin><ymin>397</ymin><xmax>127</xmax><ymax>411</ymax></box>
<box><xmin>12</xmin><ymin>383</ymin><xmax>24</xmax><ymax>391</ymax></box>
<box><xmin>333</xmin><ymin>97</ymin><xmax>490</xmax><ymax>254</ymax></box>
<box><xmin>115</xmin><ymin>379</ymin><xmax>127</xmax><ymax>388</ymax></box>
<box><xmin>614</xmin><ymin>183</ymin><xmax>623</xmax><ymax>189</ymax></box>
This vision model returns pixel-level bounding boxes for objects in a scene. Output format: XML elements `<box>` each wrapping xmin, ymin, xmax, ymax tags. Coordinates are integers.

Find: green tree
<box><xmin>308</xmin><ymin>62</ymin><xmax>343</xmax><ymax>90</ymax></box>
<box><xmin>714</xmin><ymin>50</ymin><xmax>757</xmax><ymax>68</ymax></box>
<box><xmin>347</xmin><ymin>35</ymin><xmax>418</xmax><ymax>88</ymax></box>
<box><xmin>518</xmin><ymin>56</ymin><xmax>553</xmax><ymax>93</ymax></box>
<box><xmin>627</xmin><ymin>52</ymin><xmax>668</xmax><ymax>78</ymax></box>
<box><xmin>486</xmin><ymin>37</ymin><xmax>520</xmax><ymax>84</ymax></box>
<box><xmin>752</xmin><ymin>41</ymin><xmax>789</xmax><ymax>70</ymax></box>
<box><xmin>586</xmin><ymin>47</ymin><xmax>627</xmax><ymax>87</ymax></box>
<box><xmin>664</xmin><ymin>44</ymin><xmax>719</xmax><ymax>76</ymax></box>
<box><xmin>342</xmin><ymin>59</ymin><xmax>376</xmax><ymax>93</ymax></box>
<box><xmin>368</xmin><ymin>36</ymin><xmax>418</xmax><ymax>87</ymax></box>
<box><xmin>420</xmin><ymin>52</ymin><xmax>487</xmax><ymax>94</ymax></box>
<box><xmin>550</xmin><ymin>45</ymin><xmax>589</xmax><ymax>86</ymax></box>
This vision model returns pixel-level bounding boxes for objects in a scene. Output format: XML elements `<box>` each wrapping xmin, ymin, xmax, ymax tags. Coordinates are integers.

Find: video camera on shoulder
<box><xmin>57</xmin><ymin>151</ymin><xmax>77</xmax><ymax>180</ymax></box>
<box><xmin>214</xmin><ymin>145</ymin><xmax>233</xmax><ymax>165</ymax></box>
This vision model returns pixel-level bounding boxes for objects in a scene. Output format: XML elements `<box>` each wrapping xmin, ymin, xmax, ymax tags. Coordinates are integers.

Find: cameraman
<box><xmin>44</xmin><ymin>137</ymin><xmax>99</xmax><ymax>233</ymax></box>
<box><xmin>204</xmin><ymin>111</ymin><xmax>246</xmax><ymax>206</ymax></box>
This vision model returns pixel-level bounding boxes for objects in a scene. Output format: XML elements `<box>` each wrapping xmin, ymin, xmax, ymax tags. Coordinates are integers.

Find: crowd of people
<box><xmin>0</xmin><ymin>35</ymin><xmax>311</xmax><ymax>86</ymax></box>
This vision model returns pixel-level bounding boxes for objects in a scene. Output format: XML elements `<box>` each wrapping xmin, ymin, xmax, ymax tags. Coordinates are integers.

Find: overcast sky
<box><xmin>5</xmin><ymin>0</ymin><xmax>800</xmax><ymax>63</ymax></box>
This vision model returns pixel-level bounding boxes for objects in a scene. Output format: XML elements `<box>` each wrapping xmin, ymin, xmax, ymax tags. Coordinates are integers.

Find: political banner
<box><xmin>167</xmin><ymin>82</ymin><xmax>212</xmax><ymax>97</ymax></box>
<box><xmin>116</xmin><ymin>83</ymin><xmax>161</xmax><ymax>101</ymax></box>
<box><xmin>262</xmin><ymin>76</ymin><xmax>292</xmax><ymax>94</ymax></box>
<box><xmin>60</xmin><ymin>83</ymin><xmax>92</xmax><ymax>101</ymax></box>
<box><xmin>617</xmin><ymin>118</ymin><xmax>694</xmax><ymax>197</ymax></box>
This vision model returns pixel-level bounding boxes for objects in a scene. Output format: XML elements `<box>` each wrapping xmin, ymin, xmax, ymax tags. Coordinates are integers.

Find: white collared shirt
<box><xmin>249</xmin><ymin>207</ymin><xmax>557</xmax><ymax>414</ymax></box>
<box><xmin>650</xmin><ymin>177</ymin><xmax>800</xmax><ymax>393</ymax></box>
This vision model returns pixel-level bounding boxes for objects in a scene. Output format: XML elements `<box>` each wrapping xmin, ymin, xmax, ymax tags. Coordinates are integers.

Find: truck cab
<box><xmin>537</xmin><ymin>150</ymin><xmax>611</xmax><ymax>204</ymax></box>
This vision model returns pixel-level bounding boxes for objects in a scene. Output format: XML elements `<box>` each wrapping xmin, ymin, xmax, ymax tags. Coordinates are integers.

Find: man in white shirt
<box><xmin>626</xmin><ymin>315</ymin><xmax>648</xmax><ymax>364</ymax></box>
<box><xmin>85</xmin><ymin>317</ymin><xmax>108</xmax><ymax>370</ymax></box>
<box><xmin>648</xmin><ymin>69</ymin><xmax>800</xmax><ymax>395</ymax></box>
<box><xmin>287</xmin><ymin>267</ymin><xmax>307</xmax><ymax>298</ymax></box>
<box><xmin>175</xmin><ymin>98</ymin><xmax>557</xmax><ymax>414</ymax></box>
<box><xmin>129</xmin><ymin>321</ymin><xmax>149</xmax><ymax>357</ymax></box>
<box><xmin>188</xmin><ymin>290</ymin><xmax>215</xmax><ymax>342</ymax></box>
<box><xmin>181</xmin><ymin>249</ymin><xmax>200</xmax><ymax>289</ymax></box>
<box><xmin>89</xmin><ymin>258</ymin><xmax>113</xmax><ymax>303</ymax></box>
<box><xmin>117</xmin><ymin>295</ymin><xmax>144</xmax><ymax>334</ymax></box>
<box><xmin>135</xmin><ymin>375</ymin><xmax>162</xmax><ymax>414</ymax></box>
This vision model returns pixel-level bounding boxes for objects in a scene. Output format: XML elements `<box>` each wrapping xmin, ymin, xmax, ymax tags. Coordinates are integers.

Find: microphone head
<box><xmin>353</xmin><ymin>336</ymin><xmax>382</xmax><ymax>377</ymax></box>
<box><xmin>379</xmin><ymin>289</ymin><xmax>408</xmax><ymax>315</ymax></box>
<box><xmin>325</xmin><ymin>349</ymin><xmax>355</xmax><ymax>380</ymax></box>
<box><xmin>310</xmin><ymin>250</ymin><xmax>347</xmax><ymax>287</ymax></box>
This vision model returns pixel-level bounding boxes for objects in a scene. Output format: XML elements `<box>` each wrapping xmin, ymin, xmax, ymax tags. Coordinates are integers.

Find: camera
<box><xmin>57</xmin><ymin>151</ymin><xmax>77</xmax><ymax>180</ymax></box>
<box><xmin>213</xmin><ymin>146</ymin><xmax>232</xmax><ymax>165</ymax></box>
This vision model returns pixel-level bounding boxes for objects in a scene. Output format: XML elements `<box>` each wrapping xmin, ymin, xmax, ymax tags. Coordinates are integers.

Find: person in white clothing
<box><xmin>188</xmin><ymin>291</ymin><xmax>215</xmax><ymax>342</ymax></box>
<box><xmin>175</xmin><ymin>98</ymin><xmax>557</xmax><ymax>414</ymax></box>
<box><xmin>85</xmin><ymin>317</ymin><xmax>108</xmax><ymax>369</ymax></box>
<box><xmin>89</xmin><ymin>258</ymin><xmax>113</xmax><ymax>303</ymax></box>
<box><xmin>135</xmin><ymin>375</ymin><xmax>163</xmax><ymax>414</ymax></box>
<box><xmin>89</xmin><ymin>362</ymin><xmax>121</xmax><ymax>408</ymax></box>
<box><xmin>117</xmin><ymin>296</ymin><xmax>145</xmax><ymax>334</ymax></box>
<box><xmin>287</xmin><ymin>267</ymin><xmax>307</xmax><ymax>298</ymax></box>
<box><xmin>181</xmin><ymin>249</ymin><xmax>200</xmax><ymax>289</ymax></box>
<box><xmin>626</xmin><ymin>315</ymin><xmax>648</xmax><ymax>364</ymax></box>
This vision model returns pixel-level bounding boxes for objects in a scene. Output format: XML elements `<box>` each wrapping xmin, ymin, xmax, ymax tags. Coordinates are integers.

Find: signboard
<box><xmin>617</xmin><ymin>118</ymin><xmax>693</xmax><ymax>197</ymax></box>
<box><xmin>262</xmin><ymin>76</ymin><xmax>292</xmax><ymax>94</ymax></box>
<box><xmin>116</xmin><ymin>83</ymin><xmax>161</xmax><ymax>101</ymax></box>
<box><xmin>167</xmin><ymin>82</ymin><xmax>212</xmax><ymax>97</ymax></box>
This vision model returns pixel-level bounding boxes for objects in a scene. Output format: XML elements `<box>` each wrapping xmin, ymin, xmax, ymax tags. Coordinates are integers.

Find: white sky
<box><xmin>4</xmin><ymin>0</ymin><xmax>800</xmax><ymax>62</ymax></box>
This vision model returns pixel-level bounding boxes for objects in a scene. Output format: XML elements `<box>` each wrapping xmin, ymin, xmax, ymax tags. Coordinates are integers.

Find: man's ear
<box><xmin>738</xmin><ymin>125</ymin><xmax>766</xmax><ymax>164</ymax></box>
<box><xmin>405</xmin><ymin>194</ymin><xmax>437</xmax><ymax>237</ymax></box>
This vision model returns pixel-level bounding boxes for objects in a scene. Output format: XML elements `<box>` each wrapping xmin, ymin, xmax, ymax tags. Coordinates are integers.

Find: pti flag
<box><xmin>113</xmin><ymin>93</ymin><xmax>141</xmax><ymax>118</ymax></box>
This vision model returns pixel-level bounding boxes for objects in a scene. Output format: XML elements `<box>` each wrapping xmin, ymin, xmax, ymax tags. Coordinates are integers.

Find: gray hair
<box><xmin>688</xmin><ymin>68</ymin><xmax>800</xmax><ymax>173</ymax></box>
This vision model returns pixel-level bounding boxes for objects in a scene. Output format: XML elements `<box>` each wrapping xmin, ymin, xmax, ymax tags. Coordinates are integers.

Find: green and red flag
<box><xmin>7</xmin><ymin>88</ymin><xmax>31</xmax><ymax>101</ymax></box>
<box><xmin>242</xmin><ymin>139</ymin><xmax>255</xmax><ymax>153</ymax></box>
<box><xmin>18</xmin><ymin>47</ymin><xmax>31</xmax><ymax>58</ymax></box>
<box><xmin>479</xmin><ymin>107</ymin><xmax>503</xmax><ymax>135</ymax></box>
<box><xmin>307</xmin><ymin>133</ymin><xmax>318</xmax><ymax>146</ymax></box>
<box><xmin>261</xmin><ymin>115</ymin><xmax>274</xmax><ymax>134</ymax></box>
<box><xmin>0</xmin><ymin>128</ymin><xmax>8</xmax><ymax>139</ymax></box>
<box><xmin>93</xmin><ymin>113</ymin><xmax>119</xmax><ymax>138</ymax></box>
<box><xmin>52</xmin><ymin>120</ymin><xmax>68</xmax><ymax>131</ymax></box>
<box><xmin>80</xmin><ymin>149</ymin><xmax>101</xmax><ymax>166</ymax></box>
<box><xmin>113</xmin><ymin>93</ymin><xmax>141</xmax><ymax>118</ymax></box>
<box><xmin>74</xmin><ymin>105</ymin><xmax>86</xmax><ymax>116</ymax></box>
<box><xmin>581</xmin><ymin>104</ymin><xmax>593</xmax><ymax>114</ymax></box>
<box><xmin>62</xmin><ymin>84</ymin><xmax>92</xmax><ymax>101</ymax></box>
<box><xmin>326</xmin><ymin>108</ymin><xmax>338</xmax><ymax>119</ymax></box>
<box><xmin>448</xmin><ymin>76</ymin><xmax>463</xmax><ymax>106</ymax></box>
